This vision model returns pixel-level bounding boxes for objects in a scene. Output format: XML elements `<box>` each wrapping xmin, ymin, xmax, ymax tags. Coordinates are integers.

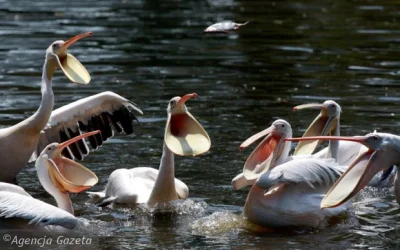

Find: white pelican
<box><xmin>0</xmin><ymin>32</ymin><xmax>92</xmax><ymax>183</ymax></box>
<box><xmin>237</xmin><ymin>119</ymin><xmax>348</xmax><ymax>228</ymax></box>
<box><xmin>293</xmin><ymin>100</ymin><xmax>362</xmax><ymax>164</ymax></box>
<box><xmin>292</xmin><ymin>100</ymin><xmax>395</xmax><ymax>186</ymax></box>
<box><xmin>231</xmin><ymin>103</ymin><xmax>342</xmax><ymax>191</ymax></box>
<box><xmin>1</xmin><ymin>33</ymin><xmax>142</xmax><ymax>183</ymax></box>
<box><xmin>231</xmin><ymin>101</ymin><xmax>341</xmax><ymax>190</ymax></box>
<box><xmin>30</xmin><ymin>91</ymin><xmax>142</xmax><ymax>162</ymax></box>
<box><xmin>0</xmin><ymin>131</ymin><xmax>99</xmax><ymax>229</ymax></box>
<box><xmin>88</xmin><ymin>93</ymin><xmax>211</xmax><ymax>207</ymax></box>
<box><xmin>286</xmin><ymin>133</ymin><xmax>400</xmax><ymax>208</ymax></box>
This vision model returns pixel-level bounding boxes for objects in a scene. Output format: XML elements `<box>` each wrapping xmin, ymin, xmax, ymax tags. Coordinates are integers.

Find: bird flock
<box><xmin>0</xmin><ymin>29</ymin><xmax>399</xmax><ymax>233</ymax></box>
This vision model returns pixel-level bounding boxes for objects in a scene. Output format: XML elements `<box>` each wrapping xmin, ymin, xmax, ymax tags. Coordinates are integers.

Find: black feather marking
<box><xmin>86</xmin><ymin>119</ymin><xmax>98</xmax><ymax>150</ymax></box>
<box><xmin>67</xmin><ymin>128</ymin><xmax>83</xmax><ymax>161</ymax></box>
<box><xmin>126</xmin><ymin>105</ymin><xmax>140</xmax><ymax>123</ymax></box>
<box><xmin>59</xmin><ymin>129</ymin><xmax>73</xmax><ymax>159</ymax></box>
<box><xmin>89</xmin><ymin>116</ymin><xmax>104</xmax><ymax>147</ymax></box>
<box><xmin>78</xmin><ymin>121</ymin><xmax>89</xmax><ymax>132</ymax></box>
<box><xmin>108</xmin><ymin>112</ymin><xmax>123</xmax><ymax>133</ymax></box>
<box><xmin>92</xmin><ymin>115</ymin><xmax>106</xmax><ymax>141</ymax></box>
<box><xmin>74</xmin><ymin>130</ymin><xmax>89</xmax><ymax>156</ymax></box>
<box><xmin>100</xmin><ymin>112</ymin><xmax>113</xmax><ymax>139</ymax></box>
<box><xmin>119</xmin><ymin>106</ymin><xmax>134</xmax><ymax>134</ymax></box>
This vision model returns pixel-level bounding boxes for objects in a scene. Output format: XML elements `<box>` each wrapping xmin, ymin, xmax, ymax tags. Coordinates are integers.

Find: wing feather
<box><xmin>30</xmin><ymin>91</ymin><xmax>142</xmax><ymax>161</ymax></box>
<box><xmin>257</xmin><ymin>158</ymin><xmax>342</xmax><ymax>190</ymax></box>
<box><xmin>0</xmin><ymin>191</ymin><xmax>77</xmax><ymax>229</ymax></box>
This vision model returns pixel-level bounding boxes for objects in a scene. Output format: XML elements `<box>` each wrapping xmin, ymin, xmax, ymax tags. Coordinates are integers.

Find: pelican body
<box><xmin>287</xmin><ymin>133</ymin><xmax>400</xmax><ymax>208</ymax></box>
<box><xmin>0</xmin><ymin>131</ymin><xmax>99</xmax><ymax>229</ymax></box>
<box><xmin>238</xmin><ymin>119</ymin><xmax>349</xmax><ymax>229</ymax></box>
<box><xmin>88</xmin><ymin>93</ymin><xmax>211</xmax><ymax>207</ymax></box>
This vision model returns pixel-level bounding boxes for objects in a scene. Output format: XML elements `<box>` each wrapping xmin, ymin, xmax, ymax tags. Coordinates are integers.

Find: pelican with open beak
<box><xmin>232</xmin><ymin>120</ymin><xmax>349</xmax><ymax>228</ymax></box>
<box><xmin>0</xmin><ymin>131</ymin><xmax>99</xmax><ymax>229</ymax></box>
<box><xmin>285</xmin><ymin>133</ymin><xmax>400</xmax><ymax>208</ymax></box>
<box><xmin>46</xmin><ymin>32</ymin><xmax>92</xmax><ymax>84</ymax></box>
<box><xmin>164</xmin><ymin>93</ymin><xmax>211</xmax><ymax>156</ymax></box>
<box><xmin>232</xmin><ymin>120</ymin><xmax>294</xmax><ymax>190</ymax></box>
<box><xmin>293</xmin><ymin>100</ymin><xmax>341</xmax><ymax>156</ymax></box>
<box><xmin>0</xmin><ymin>32</ymin><xmax>93</xmax><ymax>184</ymax></box>
<box><xmin>88</xmin><ymin>93</ymin><xmax>211</xmax><ymax>208</ymax></box>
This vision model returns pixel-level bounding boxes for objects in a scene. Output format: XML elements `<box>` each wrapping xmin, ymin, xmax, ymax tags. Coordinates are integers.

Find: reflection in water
<box><xmin>1</xmin><ymin>0</ymin><xmax>400</xmax><ymax>248</ymax></box>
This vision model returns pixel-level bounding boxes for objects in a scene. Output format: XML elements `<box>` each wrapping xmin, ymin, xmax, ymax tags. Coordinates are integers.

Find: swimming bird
<box><xmin>293</xmin><ymin>100</ymin><xmax>361</xmax><ymax>165</ymax></box>
<box><xmin>286</xmin><ymin>133</ymin><xmax>400</xmax><ymax>208</ymax></box>
<box><xmin>0</xmin><ymin>32</ymin><xmax>92</xmax><ymax>183</ymax></box>
<box><xmin>292</xmin><ymin>100</ymin><xmax>395</xmax><ymax>186</ymax></box>
<box><xmin>0</xmin><ymin>131</ymin><xmax>99</xmax><ymax>230</ymax></box>
<box><xmin>1</xmin><ymin>32</ymin><xmax>142</xmax><ymax>184</ymax></box>
<box><xmin>231</xmin><ymin>107</ymin><xmax>341</xmax><ymax>191</ymax></box>
<box><xmin>237</xmin><ymin>119</ymin><xmax>349</xmax><ymax>228</ymax></box>
<box><xmin>88</xmin><ymin>93</ymin><xmax>211</xmax><ymax>207</ymax></box>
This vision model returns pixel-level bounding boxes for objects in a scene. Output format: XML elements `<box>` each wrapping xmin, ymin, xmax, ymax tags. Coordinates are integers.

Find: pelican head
<box><xmin>285</xmin><ymin>132</ymin><xmax>400</xmax><ymax>208</ymax></box>
<box><xmin>36</xmin><ymin>130</ymin><xmax>99</xmax><ymax>197</ymax></box>
<box><xmin>164</xmin><ymin>93</ymin><xmax>211</xmax><ymax>156</ymax></box>
<box><xmin>45</xmin><ymin>32</ymin><xmax>92</xmax><ymax>84</ymax></box>
<box><xmin>240</xmin><ymin>119</ymin><xmax>292</xmax><ymax>181</ymax></box>
<box><xmin>293</xmin><ymin>100</ymin><xmax>341</xmax><ymax>155</ymax></box>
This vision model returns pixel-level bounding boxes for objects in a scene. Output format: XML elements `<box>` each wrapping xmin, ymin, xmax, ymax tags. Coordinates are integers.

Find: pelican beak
<box><xmin>47</xmin><ymin>130</ymin><xmax>99</xmax><ymax>193</ymax></box>
<box><xmin>293</xmin><ymin>103</ymin><xmax>338</xmax><ymax>155</ymax></box>
<box><xmin>164</xmin><ymin>93</ymin><xmax>211</xmax><ymax>156</ymax></box>
<box><xmin>241</xmin><ymin>126</ymin><xmax>285</xmax><ymax>180</ymax></box>
<box><xmin>53</xmin><ymin>32</ymin><xmax>92</xmax><ymax>84</ymax></box>
<box><xmin>285</xmin><ymin>135</ymin><xmax>387</xmax><ymax>208</ymax></box>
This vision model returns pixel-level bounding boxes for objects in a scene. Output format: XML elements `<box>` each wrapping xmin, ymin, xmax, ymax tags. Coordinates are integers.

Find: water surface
<box><xmin>1</xmin><ymin>0</ymin><xmax>400</xmax><ymax>249</ymax></box>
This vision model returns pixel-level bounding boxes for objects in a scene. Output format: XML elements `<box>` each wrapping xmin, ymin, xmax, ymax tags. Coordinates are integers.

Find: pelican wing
<box><xmin>256</xmin><ymin>158</ymin><xmax>342</xmax><ymax>190</ymax></box>
<box><xmin>0</xmin><ymin>182</ymin><xmax>31</xmax><ymax>197</ymax></box>
<box><xmin>0</xmin><ymin>191</ymin><xmax>77</xmax><ymax>229</ymax></box>
<box><xmin>30</xmin><ymin>91</ymin><xmax>142</xmax><ymax>162</ymax></box>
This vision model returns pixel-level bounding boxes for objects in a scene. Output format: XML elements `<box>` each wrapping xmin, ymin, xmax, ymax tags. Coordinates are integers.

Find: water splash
<box><xmin>192</xmin><ymin>211</ymin><xmax>244</xmax><ymax>236</ymax></box>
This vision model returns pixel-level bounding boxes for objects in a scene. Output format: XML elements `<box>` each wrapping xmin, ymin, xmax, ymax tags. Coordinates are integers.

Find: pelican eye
<box><xmin>281</xmin><ymin>124</ymin><xmax>285</xmax><ymax>127</ymax></box>
<box><xmin>373</xmin><ymin>135</ymin><xmax>379</xmax><ymax>140</ymax></box>
<box><xmin>47</xmin><ymin>147</ymin><xmax>51</xmax><ymax>151</ymax></box>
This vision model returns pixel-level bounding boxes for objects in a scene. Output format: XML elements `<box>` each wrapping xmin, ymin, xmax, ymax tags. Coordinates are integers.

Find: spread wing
<box><xmin>30</xmin><ymin>91</ymin><xmax>142</xmax><ymax>161</ymax></box>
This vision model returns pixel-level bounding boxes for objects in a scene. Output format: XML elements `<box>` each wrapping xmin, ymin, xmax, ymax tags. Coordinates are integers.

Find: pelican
<box><xmin>293</xmin><ymin>100</ymin><xmax>362</xmax><ymax>164</ymax></box>
<box><xmin>231</xmin><ymin>101</ymin><xmax>342</xmax><ymax>190</ymax></box>
<box><xmin>88</xmin><ymin>93</ymin><xmax>211</xmax><ymax>207</ymax></box>
<box><xmin>292</xmin><ymin>100</ymin><xmax>395</xmax><ymax>186</ymax></box>
<box><xmin>0</xmin><ymin>131</ymin><xmax>99</xmax><ymax>229</ymax></box>
<box><xmin>237</xmin><ymin>119</ymin><xmax>349</xmax><ymax>228</ymax></box>
<box><xmin>1</xmin><ymin>32</ymin><xmax>142</xmax><ymax>183</ymax></box>
<box><xmin>0</xmin><ymin>32</ymin><xmax>92</xmax><ymax>183</ymax></box>
<box><xmin>286</xmin><ymin>133</ymin><xmax>400</xmax><ymax>208</ymax></box>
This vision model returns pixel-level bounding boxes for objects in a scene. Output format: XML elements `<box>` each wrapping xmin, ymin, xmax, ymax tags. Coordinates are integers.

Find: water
<box><xmin>1</xmin><ymin>0</ymin><xmax>400</xmax><ymax>249</ymax></box>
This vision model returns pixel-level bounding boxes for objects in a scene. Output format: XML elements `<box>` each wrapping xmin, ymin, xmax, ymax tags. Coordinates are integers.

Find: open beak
<box><xmin>47</xmin><ymin>130</ymin><xmax>99</xmax><ymax>193</ymax></box>
<box><xmin>293</xmin><ymin>103</ymin><xmax>338</xmax><ymax>155</ymax></box>
<box><xmin>164</xmin><ymin>93</ymin><xmax>211</xmax><ymax>156</ymax></box>
<box><xmin>286</xmin><ymin>135</ymin><xmax>390</xmax><ymax>208</ymax></box>
<box><xmin>241</xmin><ymin>126</ymin><xmax>285</xmax><ymax>180</ymax></box>
<box><xmin>53</xmin><ymin>32</ymin><xmax>92</xmax><ymax>84</ymax></box>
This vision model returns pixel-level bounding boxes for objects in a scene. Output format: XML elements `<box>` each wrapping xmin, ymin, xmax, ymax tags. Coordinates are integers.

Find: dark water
<box><xmin>1</xmin><ymin>0</ymin><xmax>400</xmax><ymax>249</ymax></box>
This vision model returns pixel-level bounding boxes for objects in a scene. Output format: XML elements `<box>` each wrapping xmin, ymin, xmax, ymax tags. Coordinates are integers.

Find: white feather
<box><xmin>30</xmin><ymin>91</ymin><xmax>142</xmax><ymax>162</ymax></box>
<box><xmin>0</xmin><ymin>185</ymin><xmax>77</xmax><ymax>229</ymax></box>
<box><xmin>89</xmin><ymin>167</ymin><xmax>189</xmax><ymax>206</ymax></box>
<box><xmin>257</xmin><ymin>158</ymin><xmax>341</xmax><ymax>190</ymax></box>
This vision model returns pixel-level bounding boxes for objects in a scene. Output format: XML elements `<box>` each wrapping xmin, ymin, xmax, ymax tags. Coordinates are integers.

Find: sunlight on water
<box><xmin>2</xmin><ymin>0</ymin><xmax>400</xmax><ymax>248</ymax></box>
